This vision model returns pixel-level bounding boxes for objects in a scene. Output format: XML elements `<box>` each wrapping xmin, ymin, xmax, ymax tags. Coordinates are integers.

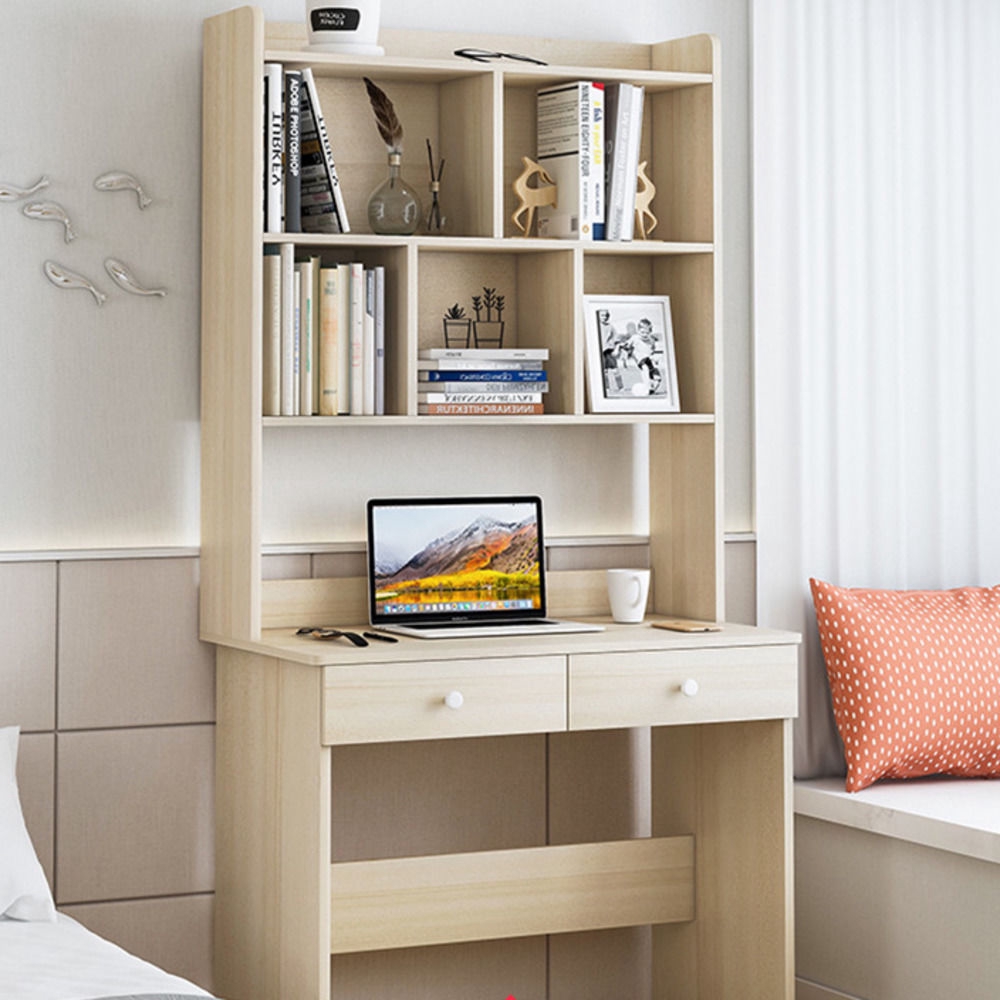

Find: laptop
<box><xmin>366</xmin><ymin>495</ymin><xmax>605</xmax><ymax>639</ymax></box>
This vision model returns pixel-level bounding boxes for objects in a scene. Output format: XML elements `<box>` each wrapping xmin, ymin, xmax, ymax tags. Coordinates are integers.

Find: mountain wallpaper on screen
<box><xmin>375</xmin><ymin>515</ymin><xmax>539</xmax><ymax>599</ymax></box>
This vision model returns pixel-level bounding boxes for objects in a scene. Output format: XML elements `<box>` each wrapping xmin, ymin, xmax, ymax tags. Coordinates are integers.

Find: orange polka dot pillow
<box><xmin>810</xmin><ymin>579</ymin><xmax>1000</xmax><ymax>792</ymax></box>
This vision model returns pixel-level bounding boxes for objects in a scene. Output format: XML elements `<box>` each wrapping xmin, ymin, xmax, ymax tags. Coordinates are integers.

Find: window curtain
<box><xmin>752</xmin><ymin>0</ymin><xmax>1000</xmax><ymax>777</ymax></box>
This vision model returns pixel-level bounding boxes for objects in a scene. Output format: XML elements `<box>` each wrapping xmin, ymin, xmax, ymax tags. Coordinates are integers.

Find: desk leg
<box><xmin>651</xmin><ymin>719</ymin><xmax>794</xmax><ymax>999</ymax></box>
<box><xmin>215</xmin><ymin>650</ymin><xmax>331</xmax><ymax>1000</ymax></box>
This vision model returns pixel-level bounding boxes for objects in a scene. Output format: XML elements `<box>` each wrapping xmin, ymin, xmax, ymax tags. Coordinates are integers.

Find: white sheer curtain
<box><xmin>753</xmin><ymin>0</ymin><xmax>1000</xmax><ymax>777</ymax></box>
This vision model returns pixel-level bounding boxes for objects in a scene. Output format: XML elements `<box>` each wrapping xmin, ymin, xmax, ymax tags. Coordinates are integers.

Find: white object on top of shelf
<box><xmin>305</xmin><ymin>0</ymin><xmax>384</xmax><ymax>56</ymax></box>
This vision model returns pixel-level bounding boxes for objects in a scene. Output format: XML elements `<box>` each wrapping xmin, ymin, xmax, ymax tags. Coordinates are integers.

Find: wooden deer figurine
<box><xmin>634</xmin><ymin>160</ymin><xmax>657</xmax><ymax>239</ymax></box>
<box><xmin>511</xmin><ymin>156</ymin><xmax>557</xmax><ymax>236</ymax></box>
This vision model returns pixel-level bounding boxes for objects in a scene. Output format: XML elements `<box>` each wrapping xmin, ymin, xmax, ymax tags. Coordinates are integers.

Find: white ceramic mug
<box><xmin>306</xmin><ymin>0</ymin><xmax>384</xmax><ymax>54</ymax></box>
<box><xmin>607</xmin><ymin>568</ymin><xmax>651</xmax><ymax>624</ymax></box>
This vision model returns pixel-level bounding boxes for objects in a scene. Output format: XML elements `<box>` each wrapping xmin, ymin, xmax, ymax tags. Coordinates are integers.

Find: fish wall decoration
<box><xmin>104</xmin><ymin>257</ymin><xmax>167</xmax><ymax>297</ymax></box>
<box><xmin>43</xmin><ymin>260</ymin><xmax>106</xmax><ymax>305</ymax></box>
<box><xmin>0</xmin><ymin>175</ymin><xmax>49</xmax><ymax>201</ymax></box>
<box><xmin>23</xmin><ymin>201</ymin><xmax>77</xmax><ymax>242</ymax></box>
<box><xmin>94</xmin><ymin>171</ymin><xmax>152</xmax><ymax>209</ymax></box>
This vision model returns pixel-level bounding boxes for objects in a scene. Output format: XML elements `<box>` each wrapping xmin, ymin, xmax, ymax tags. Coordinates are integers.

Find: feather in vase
<box><xmin>363</xmin><ymin>77</ymin><xmax>404</xmax><ymax>153</ymax></box>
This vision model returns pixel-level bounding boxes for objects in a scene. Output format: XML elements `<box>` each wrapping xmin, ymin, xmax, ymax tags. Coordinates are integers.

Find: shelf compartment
<box><xmin>416</xmin><ymin>246</ymin><xmax>577</xmax><ymax>414</ymax></box>
<box><xmin>286</xmin><ymin>69</ymin><xmax>495</xmax><ymax>239</ymax></box>
<box><xmin>329</xmin><ymin>835</ymin><xmax>694</xmax><ymax>953</ymax></box>
<box><xmin>502</xmin><ymin>72</ymin><xmax>714</xmax><ymax>243</ymax></box>
<box><xmin>584</xmin><ymin>250</ymin><xmax>716</xmax><ymax>415</ymax></box>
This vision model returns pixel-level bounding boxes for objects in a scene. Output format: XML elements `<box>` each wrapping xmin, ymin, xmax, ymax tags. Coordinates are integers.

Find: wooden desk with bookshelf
<box><xmin>201</xmin><ymin>8</ymin><xmax>798</xmax><ymax>998</ymax></box>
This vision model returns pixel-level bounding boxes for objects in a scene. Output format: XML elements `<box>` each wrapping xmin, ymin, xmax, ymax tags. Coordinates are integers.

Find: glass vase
<box><xmin>367</xmin><ymin>152</ymin><xmax>421</xmax><ymax>235</ymax></box>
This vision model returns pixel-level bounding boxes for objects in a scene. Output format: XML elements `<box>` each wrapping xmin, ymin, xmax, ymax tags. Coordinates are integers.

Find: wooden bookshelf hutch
<box><xmin>201</xmin><ymin>7</ymin><xmax>799</xmax><ymax>999</ymax></box>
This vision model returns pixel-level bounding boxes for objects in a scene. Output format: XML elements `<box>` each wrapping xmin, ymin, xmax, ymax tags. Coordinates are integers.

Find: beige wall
<box><xmin>5</xmin><ymin>556</ymin><xmax>216</xmax><ymax>990</ymax></box>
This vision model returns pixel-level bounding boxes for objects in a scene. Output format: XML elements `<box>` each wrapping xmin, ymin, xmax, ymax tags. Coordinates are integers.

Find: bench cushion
<box><xmin>810</xmin><ymin>579</ymin><xmax>1000</xmax><ymax>791</ymax></box>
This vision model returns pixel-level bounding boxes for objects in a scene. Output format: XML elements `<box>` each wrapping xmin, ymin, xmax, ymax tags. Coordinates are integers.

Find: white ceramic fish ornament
<box><xmin>23</xmin><ymin>200</ymin><xmax>76</xmax><ymax>242</ymax></box>
<box><xmin>43</xmin><ymin>260</ymin><xmax>106</xmax><ymax>305</ymax></box>
<box><xmin>104</xmin><ymin>257</ymin><xmax>167</xmax><ymax>297</ymax></box>
<box><xmin>0</xmin><ymin>175</ymin><xmax>49</xmax><ymax>201</ymax></box>
<box><xmin>94</xmin><ymin>170</ymin><xmax>152</xmax><ymax>209</ymax></box>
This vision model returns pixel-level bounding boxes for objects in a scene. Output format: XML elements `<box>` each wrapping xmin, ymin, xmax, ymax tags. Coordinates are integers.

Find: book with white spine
<box><xmin>299</xmin><ymin>68</ymin><xmax>350</xmax><ymax>234</ymax></box>
<box><xmin>348</xmin><ymin>262</ymin><xmax>364</xmax><ymax>415</ymax></box>
<box><xmin>262</xmin><ymin>249</ymin><xmax>281</xmax><ymax>416</ymax></box>
<box><xmin>374</xmin><ymin>265</ymin><xmax>385</xmax><ymax>416</ymax></box>
<box><xmin>263</xmin><ymin>63</ymin><xmax>283</xmax><ymax>233</ymax></box>
<box><xmin>279</xmin><ymin>243</ymin><xmax>296</xmax><ymax>415</ymax></box>
<box><xmin>297</xmin><ymin>257</ymin><xmax>314</xmax><ymax>415</ymax></box>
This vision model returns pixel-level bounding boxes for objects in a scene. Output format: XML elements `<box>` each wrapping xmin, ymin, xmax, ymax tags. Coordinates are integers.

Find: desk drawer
<box><xmin>568</xmin><ymin>644</ymin><xmax>797</xmax><ymax>731</ymax></box>
<box><xmin>323</xmin><ymin>656</ymin><xmax>566</xmax><ymax>745</ymax></box>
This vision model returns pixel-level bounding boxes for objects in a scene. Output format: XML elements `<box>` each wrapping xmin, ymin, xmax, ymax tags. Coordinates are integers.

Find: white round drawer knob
<box><xmin>681</xmin><ymin>678</ymin><xmax>700</xmax><ymax>698</ymax></box>
<box><xmin>444</xmin><ymin>690</ymin><xmax>465</xmax><ymax>710</ymax></box>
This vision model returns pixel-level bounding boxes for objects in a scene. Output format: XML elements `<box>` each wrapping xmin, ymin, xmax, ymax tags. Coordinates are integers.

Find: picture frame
<box><xmin>583</xmin><ymin>294</ymin><xmax>680</xmax><ymax>413</ymax></box>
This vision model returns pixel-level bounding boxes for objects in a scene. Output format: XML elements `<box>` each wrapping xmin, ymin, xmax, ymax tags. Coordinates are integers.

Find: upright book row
<box><xmin>264</xmin><ymin>63</ymin><xmax>350</xmax><ymax>235</ymax></box>
<box><xmin>536</xmin><ymin>81</ymin><xmax>645</xmax><ymax>242</ymax></box>
<box><xmin>263</xmin><ymin>248</ymin><xmax>384</xmax><ymax>417</ymax></box>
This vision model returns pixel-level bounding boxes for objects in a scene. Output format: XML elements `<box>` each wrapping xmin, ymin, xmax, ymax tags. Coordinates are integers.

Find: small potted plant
<box><xmin>472</xmin><ymin>286</ymin><xmax>505</xmax><ymax>347</ymax></box>
<box><xmin>442</xmin><ymin>303</ymin><xmax>471</xmax><ymax>347</ymax></box>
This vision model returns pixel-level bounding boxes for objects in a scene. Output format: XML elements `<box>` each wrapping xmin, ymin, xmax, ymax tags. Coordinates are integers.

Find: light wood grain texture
<box><xmin>568</xmin><ymin>643</ymin><xmax>798</xmax><ymax>731</ymax></box>
<box><xmin>214</xmin><ymin>649</ymin><xmax>331</xmax><ymax>1000</ymax></box>
<box><xmin>652</xmin><ymin>719</ymin><xmax>795</xmax><ymax>1000</ymax></box>
<box><xmin>649</xmin><ymin>422</ymin><xmax>724</xmax><ymax>621</ymax></box>
<box><xmin>268</xmin><ymin>22</ymin><xmax>697</xmax><ymax>73</ymax></box>
<box><xmin>201</xmin><ymin>6</ymin><xmax>263</xmax><ymax>642</ymax></box>
<box><xmin>323</xmin><ymin>655</ymin><xmax>565</xmax><ymax>744</ymax></box>
<box><xmin>330</xmin><ymin>836</ymin><xmax>694</xmax><ymax>952</ymax></box>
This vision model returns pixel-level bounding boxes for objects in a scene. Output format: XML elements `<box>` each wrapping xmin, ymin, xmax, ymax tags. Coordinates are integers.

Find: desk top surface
<box><xmin>207</xmin><ymin>617</ymin><xmax>801</xmax><ymax>667</ymax></box>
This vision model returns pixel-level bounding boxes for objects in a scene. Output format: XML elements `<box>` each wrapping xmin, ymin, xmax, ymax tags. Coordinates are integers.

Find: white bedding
<box><xmin>0</xmin><ymin>913</ymin><xmax>212</xmax><ymax>1000</ymax></box>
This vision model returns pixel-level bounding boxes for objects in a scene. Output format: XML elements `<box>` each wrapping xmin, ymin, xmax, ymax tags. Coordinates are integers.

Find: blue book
<box><xmin>420</xmin><ymin>369</ymin><xmax>547</xmax><ymax>383</ymax></box>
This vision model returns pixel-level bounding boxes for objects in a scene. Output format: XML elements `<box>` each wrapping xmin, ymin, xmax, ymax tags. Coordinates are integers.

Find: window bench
<box><xmin>794</xmin><ymin>777</ymin><xmax>1000</xmax><ymax>1000</ymax></box>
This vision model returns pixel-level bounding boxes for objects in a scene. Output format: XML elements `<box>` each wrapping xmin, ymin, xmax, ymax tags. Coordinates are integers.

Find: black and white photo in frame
<box><xmin>583</xmin><ymin>294</ymin><xmax>680</xmax><ymax>412</ymax></box>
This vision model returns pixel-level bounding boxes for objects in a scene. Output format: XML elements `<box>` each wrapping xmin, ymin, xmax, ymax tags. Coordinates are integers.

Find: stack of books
<box><xmin>535</xmin><ymin>79</ymin><xmax>645</xmax><ymax>242</ymax></box>
<box><xmin>417</xmin><ymin>348</ymin><xmax>550</xmax><ymax>416</ymax></box>
<box><xmin>263</xmin><ymin>250</ymin><xmax>385</xmax><ymax>417</ymax></box>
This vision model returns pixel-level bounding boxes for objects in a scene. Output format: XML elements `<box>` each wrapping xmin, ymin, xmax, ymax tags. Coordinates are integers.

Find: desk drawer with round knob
<box><xmin>567</xmin><ymin>645</ymin><xmax>798</xmax><ymax>731</ymax></box>
<box><xmin>323</xmin><ymin>656</ymin><xmax>566</xmax><ymax>745</ymax></box>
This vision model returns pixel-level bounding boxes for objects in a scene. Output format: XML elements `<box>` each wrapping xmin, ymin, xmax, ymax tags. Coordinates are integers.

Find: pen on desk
<box><xmin>363</xmin><ymin>631</ymin><xmax>399</xmax><ymax>643</ymax></box>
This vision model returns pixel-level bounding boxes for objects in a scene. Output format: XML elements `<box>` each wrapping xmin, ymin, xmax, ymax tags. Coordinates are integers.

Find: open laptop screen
<box><xmin>366</xmin><ymin>496</ymin><xmax>547</xmax><ymax>627</ymax></box>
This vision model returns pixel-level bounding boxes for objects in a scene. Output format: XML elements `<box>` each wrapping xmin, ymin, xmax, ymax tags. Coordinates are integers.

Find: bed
<box><xmin>0</xmin><ymin>913</ymin><xmax>213</xmax><ymax>1000</ymax></box>
<box><xmin>1</xmin><ymin>725</ymin><xmax>214</xmax><ymax>1000</ymax></box>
